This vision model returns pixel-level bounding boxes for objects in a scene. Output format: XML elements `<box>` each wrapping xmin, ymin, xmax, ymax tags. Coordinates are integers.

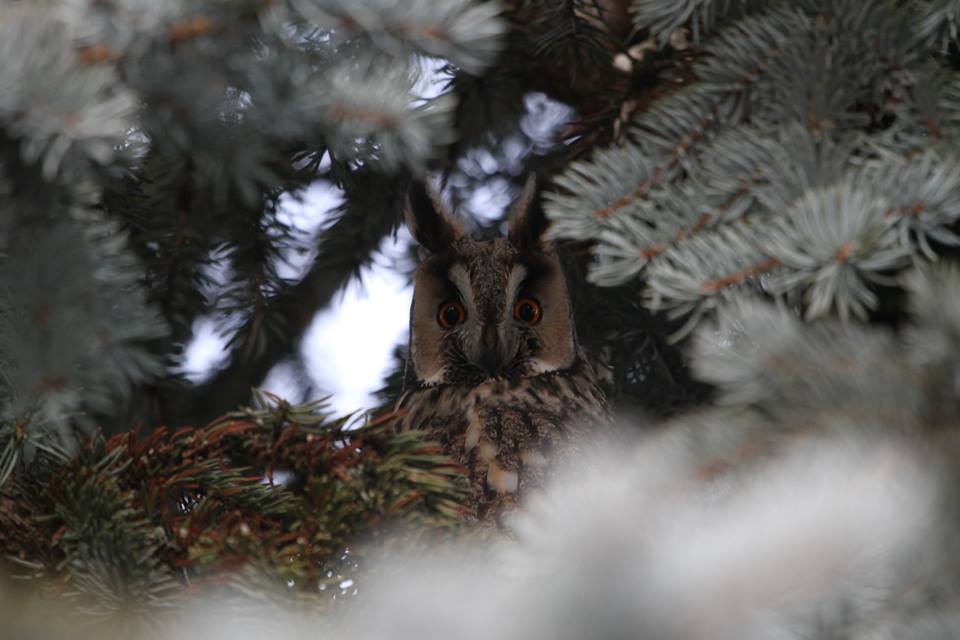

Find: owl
<box><xmin>395</xmin><ymin>177</ymin><xmax>609</xmax><ymax>525</ymax></box>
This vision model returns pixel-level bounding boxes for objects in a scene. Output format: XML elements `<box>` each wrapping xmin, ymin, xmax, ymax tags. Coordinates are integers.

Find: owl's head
<box><xmin>405</xmin><ymin>177</ymin><xmax>578</xmax><ymax>387</ymax></box>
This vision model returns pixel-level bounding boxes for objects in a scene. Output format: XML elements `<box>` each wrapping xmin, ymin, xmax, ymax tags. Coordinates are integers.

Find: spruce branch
<box><xmin>285</xmin><ymin>0</ymin><xmax>506</xmax><ymax>74</ymax></box>
<box><xmin>51</xmin><ymin>444</ymin><xmax>180</xmax><ymax>618</ymax></box>
<box><xmin>0</xmin><ymin>5</ymin><xmax>136</xmax><ymax>183</ymax></box>
<box><xmin>307</xmin><ymin>61</ymin><xmax>457</xmax><ymax>172</ymax></box>
<box><xmin>114</xmin><ymin>152</ymin><xmax>213</xmax><ymax>343</ymax></box>
<box><xmin>546</xmin><ymin>143</ymin><xmax>666</xmax><ymax>238</ymax></box>
<box><xmin>217</xmin><ymin>204</ymin><xmax>296</xmax><ymax>363</ymax></box>
<box><xmin>0</xmin><ymin>214</ymin><xmax>168</xmax><ymax>444</ymax></box>
<box><xmin>583</xmin><ymin>184</ymin><xmax>717</xmax><ymax>286</ymax></box>
<box><xmin>548</xmin><ymin>1</ymin><xmax>960</xmax><ymax>337</ymax></box>
<box><xmin>642</xmin><ymin>225</ymin><xmax>777</xmax><ymax>340</ymax></box>
<box><xmin>627</xmin><ymin>151</ymin><xmax>960</xmax><ymax>334</ymax></box>
<box><xmin>1</xmin><ymin>392</ymin><xmax>467</xmax><ymax>614</ymax></box>
<box><xmin>939</xmin><ymin>72</ymin><xmax>960</xmax><ymax>130</ymax></box>
<box><xmin>631</xmin><ymin>0</ymin><xmax>767</xmax><ymax>45</ymax></box>
<box><xmin>691</xmin><ymin>298</ymin><xmax>920</xmax><ymax>424</ymax></box>
<box><xmin>866</xmin><ymin>150</ymin><xmax>960</xmax><ymax>257</ymax></box>
<box><xmin>915</xmin><ymin>0</ymin><xmax>960</xmax><ymax>51</ymax></box>
<box><xmin>546</xmin><ymin>6</ymin><xmax>809</xmax><ymax>231</ymax></box>
<box><xmin>764</xmin><ymin>181</ymin><xmax>910</xmax><ymax>322</ymax></box>
<box><xmin>55</xmin><ymin>1</ymin><xmax>190</xmax><ymax>53</ymax></box>
<box><xmin>530</xmin><ymin>0</ymin><xmax>619</xmax><ymax>67</ymax></box>
<box><xmin>902</xmin><ymin>265</ymin><xmax>960</xmax><ymax>427</ymax></box>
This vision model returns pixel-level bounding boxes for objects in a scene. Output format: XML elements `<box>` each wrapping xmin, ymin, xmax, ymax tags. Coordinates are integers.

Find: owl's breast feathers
<box><xmin>396</xmin><ymin>355</ymin><xmax>609</xmax><ymax>525</ymax></box>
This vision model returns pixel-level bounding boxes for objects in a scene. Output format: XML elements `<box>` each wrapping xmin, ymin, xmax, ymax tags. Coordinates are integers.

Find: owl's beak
<box><xmin>478</xmin><ymin>323</ymin><xmax>506</xmax><ymax>377</ymax></box>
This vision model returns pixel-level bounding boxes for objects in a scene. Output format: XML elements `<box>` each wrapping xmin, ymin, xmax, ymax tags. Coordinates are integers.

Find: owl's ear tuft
<box><xmin>405</xmin><ymin>180</ymin><xmax>462</xmax><ymax>254</ymax></box>
<box><xmin>507</xmin><ymin>174</ymin><xmax>549</xmax><ymax>250</ymax></box>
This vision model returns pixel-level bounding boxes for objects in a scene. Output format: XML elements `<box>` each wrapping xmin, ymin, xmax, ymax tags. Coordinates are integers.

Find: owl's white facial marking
<box><xmin>526</xmin><ymin>358</ymin><xmax>564</xmax><ymax>374</ymax></box>
<box><xmin>420</xmin><ymin>369</ymin><xmax>446</xmax><ymax>385</ymax></box>
<box><xmin>447</xmin><ymin>263</ymin><xmax>475</xmax><ymax>318</ymax></box>
<box><xmin>503</xmin><ymin>265</ymin><xmax>527</xmax><ymax>317</ymax></box>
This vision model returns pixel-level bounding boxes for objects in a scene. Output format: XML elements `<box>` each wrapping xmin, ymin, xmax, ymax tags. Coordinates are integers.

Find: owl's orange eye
<box><xmin>513</xmin><ymin>297</ymin><xmax>542</xmax><ymax>324</ymax></box>
<box><xmin>437</xmin><ymin>300</ymin><xmax>466</xmax><ymax>328</ymax></box>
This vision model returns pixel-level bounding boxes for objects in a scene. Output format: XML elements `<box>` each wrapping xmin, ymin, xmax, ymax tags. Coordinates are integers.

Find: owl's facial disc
<box><xmin>455</xmin><ymin>257</ymin><xmax>574</xmax><ymax>380</ymax></box>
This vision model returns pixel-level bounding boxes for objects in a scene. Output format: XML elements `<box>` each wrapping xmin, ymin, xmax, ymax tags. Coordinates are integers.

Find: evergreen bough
<box><xmin>547</xmin><ymin>1</ymin><xmax>960</xmax><ymax>337</ymax></box>
<box><xmin>1</xmin><ymin>391</ymin><xmax>466</xmax><ymax>621</ymax></box>
<box><xmin>4</xmin><ymin>0</ymin><xmax>960</xmax><ymax>634</ymax></box>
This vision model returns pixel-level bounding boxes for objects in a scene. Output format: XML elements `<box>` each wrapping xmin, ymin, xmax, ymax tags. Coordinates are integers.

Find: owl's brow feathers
<box><xmin>423</xmin><ymin>237</ymin><xmax>555</xmax><ymax>304</ymax></box>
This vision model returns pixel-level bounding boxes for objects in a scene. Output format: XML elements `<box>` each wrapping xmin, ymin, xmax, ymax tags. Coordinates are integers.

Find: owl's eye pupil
<box><xmin>442</xmin><ymin>306</ymin><xmax>461</xmax><ymax>325</ymax></box>
<box><xmin>437</xmin><ymin>300</ymin><xmax>466</xmax><ymax>328</ymax></box>
<box><xmin>513</xmin><ymin>297</ymin><xmax>542</xmax><ymax>324</ymax></box>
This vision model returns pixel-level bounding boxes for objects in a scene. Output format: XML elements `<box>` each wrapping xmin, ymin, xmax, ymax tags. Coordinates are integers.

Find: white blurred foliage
<box><xmin>258</xmin><ymin>359</ymin><xmax>308</xmax><ymax>405</ymax></box>
<box><xmin>273</xmin><ymin>180</ymin><xmax>345</xmax><ymax>282</ymax></box>
<box><xmin>300</xmin><ymin>229</ymin><xmax>413</xmax><ymax>414</ymax></box>
<box><xmin>159</xmin><ymin>426</ymin><xmax>947</xmax><ymax>640</ymax></box>
<box><xmin>175</xmin><ymin>316</ymin><xmax>231</xmax><ymax>385</ymax></box>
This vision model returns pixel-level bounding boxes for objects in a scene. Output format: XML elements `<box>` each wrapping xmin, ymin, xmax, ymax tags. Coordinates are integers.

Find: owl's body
<box><xmin>397</xmin><ymin>179</ymin><xmax>609</xmax><ymax>524</ymax></box>
<box><xmin>397</xmin><ymin>354</ymin><xmax>607</xmax><ymax>522</ymax></box>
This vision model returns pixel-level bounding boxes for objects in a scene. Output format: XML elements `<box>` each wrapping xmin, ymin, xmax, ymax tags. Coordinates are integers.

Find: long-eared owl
<box><xmin>395</xmin><ymin>177</ymin><xmax>609</xmax><ymax>525</ymax></box>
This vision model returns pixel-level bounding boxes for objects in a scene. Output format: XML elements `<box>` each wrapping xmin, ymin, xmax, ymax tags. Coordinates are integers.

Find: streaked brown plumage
<box><xmin>396</xmin><ymin>177</ymin><xmax>609</xmax><ymax>525</ymax></box>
